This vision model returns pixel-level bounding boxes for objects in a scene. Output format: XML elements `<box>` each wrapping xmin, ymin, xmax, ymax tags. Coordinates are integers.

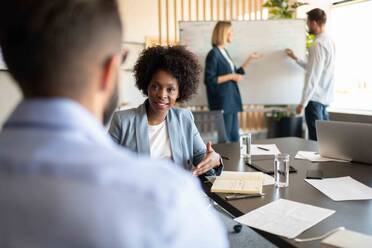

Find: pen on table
<box><xmin>221</xmin><ymin>155</ymin><xmax>230</xmax><ymax>160</ymax></box>
<box><xmin>225</xmin><ymin>193</ymin><xmax>266</xmax><ymax>201</ymax></box>
<box><xmin>257</xmin><ymin>146</ymin><xmax>269</xmax><ymax>151</ymax></box>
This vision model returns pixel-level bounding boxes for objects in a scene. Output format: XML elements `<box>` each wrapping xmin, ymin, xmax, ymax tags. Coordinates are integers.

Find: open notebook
<box><xmin>211</xmin><ymin>171</ymin><xmax>264</xmax><ymax>194</ymax></box>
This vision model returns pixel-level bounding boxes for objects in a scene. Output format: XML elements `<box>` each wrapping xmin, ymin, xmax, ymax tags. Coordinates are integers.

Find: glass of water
<box><xmin>240</xmin><ymin>133</ymin><xmax>251</xmax><ymax>158</ymax></box>
<box><xmin>274</xmin><ymin>153</ymin><xmax>290</xmax><ymax>187</ymax></box>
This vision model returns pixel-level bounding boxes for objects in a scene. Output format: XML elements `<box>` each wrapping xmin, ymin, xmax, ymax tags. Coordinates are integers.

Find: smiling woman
<box><xmin>108</xmin><ymin>46</ymin><xmax>223</xmax><ymax>176</ymax></box>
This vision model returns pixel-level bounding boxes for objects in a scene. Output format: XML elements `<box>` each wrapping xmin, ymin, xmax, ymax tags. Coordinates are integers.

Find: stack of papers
<box><xmin>211</xmin><ymin>171</ymin><xmax>264</xmax><ymax>194</ymax></box>
<box><xmin>305</xmin><ymin>176</ymin><xmax>372</xmax><ymax>201</ymax></box>
<box><xmin>206</xmin><ymin>173</ymin><xmax>275</xmax><ymax>186</ymax></box>
<box><xmin>241</xmin><ymin>144</ymin><xmax>281</xmax><ymax>156</ymax></box>
<box><xmin>295</xmin><ymin>151</ymin><xmax>350</xmax><ymax>163</ymax></box>
<box><xmin>234</xmin><ymin>199</ymin><xmax>335</xmax><ymax>239</ymax></box>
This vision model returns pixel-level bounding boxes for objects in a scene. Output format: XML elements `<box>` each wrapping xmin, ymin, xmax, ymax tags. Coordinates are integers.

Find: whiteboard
<box><xmin>179</xmin><ymin>20</ymin><xmax>306</xmax><ymax>105</ymax></box>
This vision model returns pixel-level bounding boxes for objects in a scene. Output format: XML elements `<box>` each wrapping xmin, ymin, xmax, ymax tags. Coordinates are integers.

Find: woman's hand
<box><xmin>242</xmin><ymin>52</ymin><xmax>263</xmax><ymax>69</ymax></box>
<box><xmin>231</xmin><ymin>73</ymin><xmax>244</xmax><ymax>82</ymax></box>
<box><xmin>248</xmin><ymin>52</ymin><xmax>263</xmax><ymax>60</ymax></box>
<box><xmin>192</xmin><ymin>142</ymin><xmax>221</xmax><ymax>176</ymax></box>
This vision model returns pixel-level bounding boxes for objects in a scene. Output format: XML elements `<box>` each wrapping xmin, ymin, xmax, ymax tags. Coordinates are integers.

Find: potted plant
<box><xmin>262</xmin><ymin>0</ymin><xmax>307</xmax><ymax>19</ymax></box>
<box><xmin>265</xmin><ymin>107</ymin><xmax>303</xmax><ymax>138</ymax></box>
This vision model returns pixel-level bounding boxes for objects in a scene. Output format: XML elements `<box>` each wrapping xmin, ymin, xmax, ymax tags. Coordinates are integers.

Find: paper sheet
<box><xmin>305</xmin><ymin>176</ymin><xmax>372</xmax><ymax>201</ymax></box>
<box><xmin>295</xmin><ymin>151</ymin><xmax>350</xmax><ymax>163</ymax></box>
<box><xmin>242</xmin><ymin>144</ymin><xmax>281</xmax><ymax>156</ymax></box>
<box><xmin>234</xmin><ymin>199</ymin><xmax>335</xmax><ymax>239</ymax></box>
<box><xmin>206</xmin><ymin>173</ymin><xmax>274</xmax><ymax>186</ymax></box>
<box><xmin>219</xmin><ymin>171</ymin><xmax>274</xmax><ymax>186</ymax></box>
<box><xmin>321</xmin><ymin>229</ymin><xmax>372</xmax><ymax>247</ymax></box>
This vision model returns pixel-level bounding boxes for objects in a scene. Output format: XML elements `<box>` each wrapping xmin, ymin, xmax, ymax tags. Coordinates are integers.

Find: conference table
<box><xmin>205</xmin><ymin>137</ymin><xmax>372</xmax><ymax>248</ymax></box>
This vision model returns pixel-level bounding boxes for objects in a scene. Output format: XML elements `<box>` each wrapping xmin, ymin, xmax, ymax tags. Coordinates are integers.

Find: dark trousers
<box><xmin>223</xmin><ymin>112</ymin><xmax>240</xmax><ymax>142</ymax></box>
<box><xmin>305</xmin><ymin>101</ymin><xmax>329</xmax><ymax>141</ymax></box>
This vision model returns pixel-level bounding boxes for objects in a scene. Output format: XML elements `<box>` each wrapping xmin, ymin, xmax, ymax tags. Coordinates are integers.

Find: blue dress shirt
<box><xmin>0</xmin><ymin>98</ymin><xmax>228</xmax><ymax>248</ymax></box>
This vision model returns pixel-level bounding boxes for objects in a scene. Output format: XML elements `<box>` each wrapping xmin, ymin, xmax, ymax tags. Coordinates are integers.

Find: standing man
<box><xmin>285</xmin><ymin>8</ymin><xmax>335</xmax><ymax>141</ymax></box>
<box><xmin>0</xmin><ymin>1</ymin><xmax>228</xmax><ymax>247</ymax></box>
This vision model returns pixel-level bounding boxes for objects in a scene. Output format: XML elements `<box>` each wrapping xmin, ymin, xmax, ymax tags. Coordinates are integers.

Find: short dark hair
<box><xmin>307</xmin><ymin>8</ymin><xmax>327</xmax><ymax>26</ymax></box>
<box><xmin>0</xmin><ymin>0</ymin><xmax>122</xmax><ymax>98</ymax></box>
<box><xmin>133</xmin><ymin>46</ymin><xmax>201</xmax><ymax>103</ymax></box>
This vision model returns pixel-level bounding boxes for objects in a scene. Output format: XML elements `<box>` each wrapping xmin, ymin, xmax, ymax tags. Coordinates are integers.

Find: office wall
<box><xmin>117</xmin><ymin>0</ymin><xmax>157</xmax><ymax>108</ymax></box>
<box><xmin>119</xmin><ymin>0</ymin><xmax>158</xmax><ymax>43</ymax></box>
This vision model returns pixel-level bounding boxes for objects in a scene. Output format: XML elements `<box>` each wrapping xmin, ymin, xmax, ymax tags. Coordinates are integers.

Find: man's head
<box><xmin>306</xmin><ymin>8</ymin><xmax>327</xmax><ymax>35</ymax></box>
<box><xmin>0</xmin><ymin>0</ymin><xmax>123</xmax><ymax>124</ymax></box>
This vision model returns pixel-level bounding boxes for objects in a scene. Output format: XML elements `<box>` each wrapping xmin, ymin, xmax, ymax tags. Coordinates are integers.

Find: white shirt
<box><xmin>219</xmin><ymin>47</ymin><xmax>235</xmax><ymax>73</ymax></box>
<box><xmin>148</xmin><ymin>121</ymin><xmax>172</xmax><ymax>159</ymax></box>
<box><xmin>296</xmin><ymin>33</ymin><xmax>336</xmax><ymax>106</ymax></box>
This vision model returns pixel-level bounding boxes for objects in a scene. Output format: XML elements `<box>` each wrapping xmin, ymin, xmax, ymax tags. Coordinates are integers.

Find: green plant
<box><xmin>263</xmin><ymin>1</ymin><xmax>314</xmax><ymax>50</ymax></box>
<box><xmin>306</xmin><ymin>33</ymin><xmax>315</xmax><ymax>49</ymax></box>
<box><xmin>266</xmin><ymin>107</ymin><xmax>296</xmax><ymax>122</ymax></box>
<box><xmin>263</xmin><ymin>0</ymin><xmax>307</xmax><ymax>19</ymax></box>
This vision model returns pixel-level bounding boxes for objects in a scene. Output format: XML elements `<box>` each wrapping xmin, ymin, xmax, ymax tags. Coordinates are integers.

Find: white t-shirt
<box><xmin>296</xmin><ymin>33</ymin><xmax>336</xmax><ymax>106</ymax></box>
<box><xmin>148</xmin><ymin>121</ymin><xmax>172</xmax><ymax>160</ymax></box>
<box><xmin>219</xmin><ymin>47</ymin><xmax>235</xmax><ymax>73</ymax></box>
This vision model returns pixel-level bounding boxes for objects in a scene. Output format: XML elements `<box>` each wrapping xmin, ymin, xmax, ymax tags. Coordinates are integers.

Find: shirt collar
<box><xmin>316</xmin><ymin>32</ymin><xmax>326</xmax><ymax>40</ymax></box>
<box><xmin>4</xmin><ymin>98</ymin><xmax>114</xmax><ymax>148</ymax></box>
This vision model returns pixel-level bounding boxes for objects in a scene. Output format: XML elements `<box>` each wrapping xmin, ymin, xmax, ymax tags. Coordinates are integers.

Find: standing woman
<box><xmin>205</xmin><ymin>21</ymin><xmax>262</xmax><ymax>142</ymax></box>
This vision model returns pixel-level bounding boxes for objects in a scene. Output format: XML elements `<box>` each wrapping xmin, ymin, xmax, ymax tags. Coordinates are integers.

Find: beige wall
<box><xmin>119</xmin><ymin>0</ymin><xmax>159</xmax><ymax>43</ymax></box>
<box><xmin>117</xmin><ymin>0</ymin><xmax>158</xmax><ymax>108</ymax></box>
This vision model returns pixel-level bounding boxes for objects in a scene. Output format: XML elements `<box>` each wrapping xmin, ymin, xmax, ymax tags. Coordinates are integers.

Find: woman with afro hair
<box><xmin>109</xmin><ymin>46</ymin><xmax>223</xmax><ymax>176</ymax></box>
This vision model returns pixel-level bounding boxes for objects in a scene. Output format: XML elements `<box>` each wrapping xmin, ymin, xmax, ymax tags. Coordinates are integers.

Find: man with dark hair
<box><xmin>0</xmin><ymin>1</ymin><xmax>228</xmax><ymax>247</ymax></box>
<box><xmin>307</xmin><ymin>8</ymin><xmax>327</xmax><ymax>26</ymax></box>
<box><xmin>285</xmin><ymin>8</ymin><xmax>335</xmax><ymax>141</ymax></box>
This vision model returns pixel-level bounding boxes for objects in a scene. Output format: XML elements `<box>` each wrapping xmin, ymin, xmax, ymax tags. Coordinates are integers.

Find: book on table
<box><xmin>211</xmin><ymin>171</ymin><xmax>264</xmax><ymax>194</ymax></box>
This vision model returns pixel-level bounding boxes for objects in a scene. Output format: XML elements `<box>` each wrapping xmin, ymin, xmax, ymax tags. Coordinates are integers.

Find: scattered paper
<box><xmin>242</xmin><ymin>144</ymin><xmax>281</xmax><ymax>156</ymax></box>
<box><xmin>321</xmin><ymin>229</ymin><xmax>372</xmax><ymax>248</ymax></box>
<box><xmin>305</xmin><ymin>176</ymin><xmax>372</xmax><ymax>201</ymax></box>
<box><xmin>211</xmin><ymin>171</ymin><xmax>264</xmax><ymax>194</ymax></box>
<box><xmin>234</xmin><ymin>199</ymin><xmax>335</xmax><ymax>239</ymax></box>
<box><xmin>295</xmin><ymin>151</ymin><xmax>350</xmax><ymax>163</ymax></box>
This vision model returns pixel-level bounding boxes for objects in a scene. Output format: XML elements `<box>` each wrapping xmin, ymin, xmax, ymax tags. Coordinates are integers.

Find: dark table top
<box><xmin>207</xmin><ymin>137</ymin><xmax>372</xmax><ymax>248</ymax></box>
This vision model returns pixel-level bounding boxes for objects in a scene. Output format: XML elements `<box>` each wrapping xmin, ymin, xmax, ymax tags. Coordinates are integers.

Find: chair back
<box><xmin>192</xmin><ymin>110</ymin><xmax>227</xmax><ymax>144</ymax></box>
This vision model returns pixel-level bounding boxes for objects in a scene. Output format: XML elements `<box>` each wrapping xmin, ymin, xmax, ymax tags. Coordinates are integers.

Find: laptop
<box><xmin>316</xmin><ymin>120</ymin><xmax>372</xmax><ymax>164</ymax></box>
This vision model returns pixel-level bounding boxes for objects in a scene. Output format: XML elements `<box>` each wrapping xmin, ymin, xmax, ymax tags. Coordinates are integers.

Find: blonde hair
<box><xmin>211</xmin><ymin>21</ymin><xmax>232</xmax><ymax>47</ymax></box>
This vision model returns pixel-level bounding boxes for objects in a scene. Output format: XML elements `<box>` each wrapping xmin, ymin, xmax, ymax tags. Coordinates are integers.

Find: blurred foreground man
<box><xmin>0</xmin><ymin>1</ymin><xmax>228</xmax><ymax>247</ymax></box>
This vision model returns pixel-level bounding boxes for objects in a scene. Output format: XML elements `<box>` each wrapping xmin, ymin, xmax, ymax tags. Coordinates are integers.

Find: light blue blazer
<box><xmin>109</xmin><ymin>101</ymin><xmax>223</xmax><ymax>176</ymax></box>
